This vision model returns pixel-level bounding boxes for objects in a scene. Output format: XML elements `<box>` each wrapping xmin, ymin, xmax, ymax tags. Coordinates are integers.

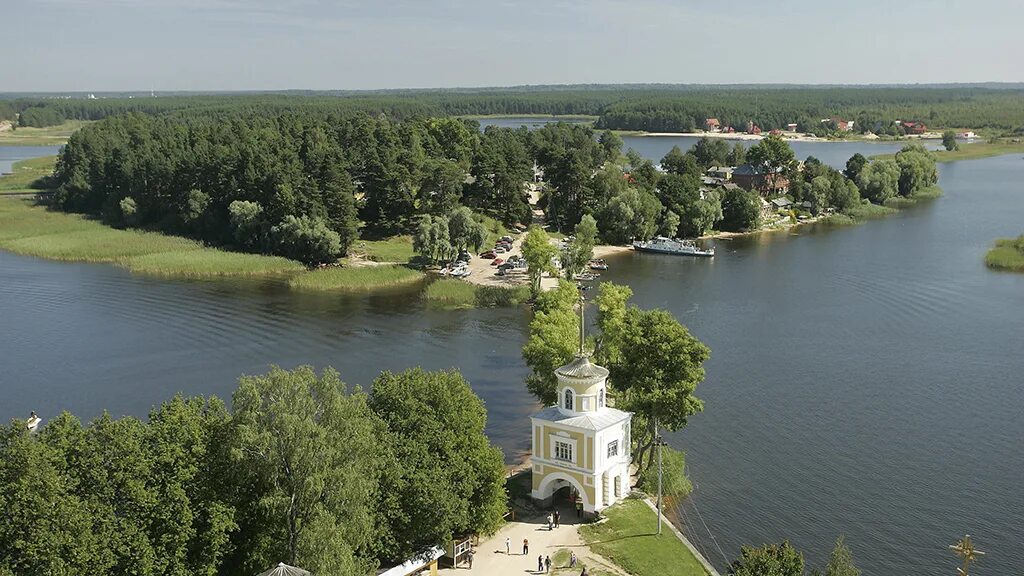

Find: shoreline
<box><xmin>635</xmin><ymin>129</ymin><xmax>943</xmax><ymax>144</ymax></box>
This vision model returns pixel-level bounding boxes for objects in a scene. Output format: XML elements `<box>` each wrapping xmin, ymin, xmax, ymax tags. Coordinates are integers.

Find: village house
<box><xmin>745</xmin><ymin>120</ymin><xmax>761</xmax><ymax>135</ymax></box>
<box><xmin>530</xmin><ymin>300</ymin><xmax>632</xmax><ymax>518</ymax></box>
<box><xmin>707</xmin><ymin>166</ymin><xmax>733</xmax><ymax>182</ymax></box>
<box><xmin>731</xmin><ymin>164</ymin><xmax>789</xmax><ymax>195</ymax></box>
<box><xmin>958</xmin><ymin>131</ymin><xmax>977</xmax><ymax>139</ymax></box>
<box><xmin>829</xmin><ymin>117</ymin><xmax>855</xmax><ymax>132</ymax></box>
<box><xmin>705</xmin><ymin>118</ymin><xmax>721</xmax><ymax>132</ymax></box>
<box><xmin>898</xmin><ymin>120</ymin><xmax>927</xmax><ymax>135</ymax></box>
<box><xmin>786</xmin><ymin>122</ymin><xmax>799</xmax><ymax>132</ymax></box>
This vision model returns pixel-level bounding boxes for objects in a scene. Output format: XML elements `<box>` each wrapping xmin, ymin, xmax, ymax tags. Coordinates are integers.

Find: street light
<box><xmin>654</xmin><ymin>419</ymin><xmax>669</xmax><ymax>535</ymax></box>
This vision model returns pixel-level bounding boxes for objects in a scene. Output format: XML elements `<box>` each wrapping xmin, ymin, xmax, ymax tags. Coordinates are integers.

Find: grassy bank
<box><xmin>0</xmin><ymin>155</ymin><xmax>57</xmax><ymax>192</ymax></box>
<box><xmin>985</xmin><ymin>235</ymin><xmax>1024</xmax><ymax>272</ymax></box>
<box><xmin>883</xmin><ymin>185</ymin><xmax>943</xmax><ymax>208</ymax></box>
<box><xmin>423</xmin><ymin>278</ymin><xmax>530</xmax><ymax>309</ymax></box>
<box><xmin>354</xmin><ymin>235</ymin><xmax>416</xmax><ymax>263</ymax></box>
<box><xmin>0</xmin><ymin>120</ymin><xmax>89</xmax><ymax>146</ymax></box>
<box><xmin>288</xmin><ymin>264</ymin><xmax>424</xmax><ymax>291</ymax></box>
<box><xmin>579</xmin><ymin>499</ymin><xmax>708</xmax><ymax>576</ymax></box>
<box><xmin>873</xmin><ymin>141</ymin><xmax>1024</xmax><ymax>163</ymax></box>
<box><xmin>0</xmin><ymin>197</ymin><xmax>304</xmax><ymax>277</ymax></box>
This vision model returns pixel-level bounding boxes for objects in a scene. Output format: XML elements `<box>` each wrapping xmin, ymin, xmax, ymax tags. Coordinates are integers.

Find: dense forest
<box><xmin>7</xmin><ymin>85</ymin><xmax>1024</xmax><ymax>133</ymax></box>
<box><xmin>51</xmin><ymin>112</ymin><xmax>540</xmax><ymax>263</ymax></box>
<box><xmin>0</xmin><ymin>366</ymin><xmax>506</xmax><ymax>576</ymax></box>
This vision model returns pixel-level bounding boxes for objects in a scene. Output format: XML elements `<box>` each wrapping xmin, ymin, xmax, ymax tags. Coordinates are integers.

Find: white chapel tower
<box><xmin>530</xmin><ymin>297</ymin><xmax>632</xmax><ymax>516</ymax></box>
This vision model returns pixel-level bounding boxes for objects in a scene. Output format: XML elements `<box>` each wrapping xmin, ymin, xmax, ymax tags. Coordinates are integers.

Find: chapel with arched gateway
<box><xmin>529</xmin><ymin>298</ymin><xmax>632</xmax><ymax>517</ymax></box>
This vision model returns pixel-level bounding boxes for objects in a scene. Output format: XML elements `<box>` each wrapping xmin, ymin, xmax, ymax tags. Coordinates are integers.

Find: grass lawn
<box><xmin>288</xmin><ymin>264</ymin><xmax>424</xmax><ymax>291</ymax></box>
<box><xmin>580</xmin><ymin>499</ymin><xmax>709</xmax><ymax>576</ymax></box>
<box><xmin>0</xmin><ymin>197</ymin><xmax>303</xmax><ymax>277</ymax></box>
<box><xmin>0</xmin><ymin>120</ymin><xmax>89</xmax><ymax>146</ymax></box>
<box><xmin>0</xmin><ymin>155</ymin><xmax>57</xmax><ymax>192</ymax></box>
<box><xmin>423</xmin><ymin>278</ymin><xmax>530</xmax><ymax>309</ymax></box>
<box><xmin>354</xmin><ymin>235</ymin><xmax>416</xmax><ymax>263</ymax></box>
<box><xmin>985</xmin><ymin>235</ymin><xmax>1024</xmax><ymax>272</ymax></box>
<box><xmin>550</xmin><ymin>549</ymin><xmax>616</xmax><ymax>576</ymax></box>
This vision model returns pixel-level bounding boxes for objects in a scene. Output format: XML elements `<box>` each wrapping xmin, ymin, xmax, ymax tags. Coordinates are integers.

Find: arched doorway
<box><xmin>535</xmin><ymin>472</ymin><xmax>590</xmax><ymax>513</ymax></box>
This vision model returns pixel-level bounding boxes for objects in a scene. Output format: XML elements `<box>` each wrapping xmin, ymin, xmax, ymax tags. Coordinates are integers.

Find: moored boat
<box><xmin>26</xmin><ymin>411</ymin><xmax>42</xmax><ymax>432</ymax></box>
<box><xmin>632</xmin><ymin>236</ymin><xmax>714</xmax><ymax>257</ymax></box>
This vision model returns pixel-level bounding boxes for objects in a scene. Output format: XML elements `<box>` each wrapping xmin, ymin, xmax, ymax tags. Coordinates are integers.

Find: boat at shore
<box><xmin>26</xmin><ymin>411</ymin><xmax>41</xmax><ymax>432</ymax></box>
<box><xmin>632</xmin><ymin>236</ymin><xmax>714</xmax><ymax>257</ymax></box>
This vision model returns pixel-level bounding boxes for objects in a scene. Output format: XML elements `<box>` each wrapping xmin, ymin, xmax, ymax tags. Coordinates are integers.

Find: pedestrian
<box><xmin>570</xmin><ymin>551</ymin><xmax>577</xmax><ymax>568</ymax></box>
<box><xmin>546</xmin><ymin>512</ymin><xmax>553</xmax><ymax>530</ymax></box>
<box><xmin>467</xmin><ymin>548</ymin><xmax>474</xmax><ymax>569</ymax></box>
<box><xmin>505</xmin><ymin>537</ymin><xmax>510</xmax><ymax>555</ymax></box>
<box><xmin>580</xmin><ymin>569</ymin><xmax>588</xmax><ymax>576</ymax></box>
<box><xmin>576</xmin><ymin>501</ymin><xmax>583</xmax><ymax>518</ymax></box>
<box><xmin>545</xmin><ymin>555</ymin><xmax>551</xmax><ymax>573</ymax></box>
<box><xmin>554</xmin><ymin>510</ymin><xmax>560</xmax><ymax>528</ymax></box>
<box><xmin>538</xmin><ymin>554</ymin><xmax>543</xmax><ymax>573</ymax></box>
<box><xmin>523</xmin><ymin>538</ymin><xmax>529</xmax><ymax>556</ymax></box>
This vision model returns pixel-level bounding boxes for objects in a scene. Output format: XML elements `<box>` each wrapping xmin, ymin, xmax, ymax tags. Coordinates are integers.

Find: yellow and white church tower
<box><xmin>530</xmin><ymin>298</ymin><xmax>632</xmax><ymax>516</ymax></box>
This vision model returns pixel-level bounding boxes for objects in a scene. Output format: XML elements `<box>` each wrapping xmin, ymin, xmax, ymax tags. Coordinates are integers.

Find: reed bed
<box><xmin>288</xmin><ymin>264</ymin><xmax>424</xmax><ymax>291</ymax></box>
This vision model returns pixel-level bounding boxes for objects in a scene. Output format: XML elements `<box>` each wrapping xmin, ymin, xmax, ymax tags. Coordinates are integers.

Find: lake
<box><xmin>473</xmin><ymin>115</ymin><xmax>940</xmax><ymax>169</ymax></box>
<box><xmin>0</xmin><ymin>145</ymin><xmax>62</xmax><ymax>174</ymax></box>
<box><xmin>2</xmin><ymin>138</ymin><xmax>1022</xmax><ymax>575</ymax></box>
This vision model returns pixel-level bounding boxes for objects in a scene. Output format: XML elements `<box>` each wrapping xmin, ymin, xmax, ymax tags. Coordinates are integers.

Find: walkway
<box><xmin>438</xmin><ymin>503</ymin><xmax>627</xmax><ymax>576</ymax></box>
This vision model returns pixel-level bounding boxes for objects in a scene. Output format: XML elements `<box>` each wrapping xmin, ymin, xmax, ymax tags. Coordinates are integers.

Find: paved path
<box><xmin>439</xmin><ymin>503</ymin><xmax>627</xmax><ymax>576</ymax></box>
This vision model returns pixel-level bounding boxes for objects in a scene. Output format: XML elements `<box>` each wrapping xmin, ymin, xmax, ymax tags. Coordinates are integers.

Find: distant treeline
<box><xmin>8</xmin><ymin>86</ymin><xmax>1024</xmax><ymax>133</ymax></box>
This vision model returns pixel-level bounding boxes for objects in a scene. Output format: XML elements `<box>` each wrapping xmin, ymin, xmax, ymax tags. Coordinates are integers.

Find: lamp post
<box><xmin>654</xmin><ymin>419</ymin><xmax>668</xmax><ymax>535</ymax></box>
<box><xmin>950</xmin><ymin>535</ymin><xmax>984</xmax><ymax>576</ymax></box>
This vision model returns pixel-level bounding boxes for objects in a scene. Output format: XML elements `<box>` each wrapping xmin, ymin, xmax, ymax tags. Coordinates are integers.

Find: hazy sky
<box><xmin>6</xmin><ymin>0</ymin><xmax>1023</xmax><ymax>92</ymax></box>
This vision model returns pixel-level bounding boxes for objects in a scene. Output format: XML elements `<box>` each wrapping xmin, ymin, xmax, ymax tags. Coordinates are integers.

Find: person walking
<box><xmin>544</xmin><ymin>555</ymin><xmax>552</xmax><ymax>573</ymax></box>
<box><xmin>467</xmin><ymin>548</ymin><xmax>474</xmax><ymax>569</ymax></box>
<box><xmin>554</xmin><ymin>510</ymin><xmax>560</xmax><ymax>528</ymax></box>
<box><xmin>570</xmin><ymin>551</ymin><xmax>577</xmax><ymax>568</ymax></box>
<box><xmin>537</xmin><ymin>554</ymin><xmax>544</xmax><ymax>573</ymax></box>
<box><xmin>576</xmin><ymin>501</ymin><xmax>583</xmax><ymax>518</ymax></box>
<box><xmin>523</xmin><ymin>538</ymin><xmax>529</xmax><ymax>556</ymax></box>
<box><xmin>505</xmin><ymin>537</ymin><xmax>510</xmax><ymax>555</ymax></box>
<box><xmin>546</xmin><ymin>512</ymin><xmax>553</xmax><ymax>530</ymax></box>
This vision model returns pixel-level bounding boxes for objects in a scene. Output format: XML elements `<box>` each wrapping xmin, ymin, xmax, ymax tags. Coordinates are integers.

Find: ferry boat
<box><xmin>26</xmin><ymin>412</ymin><xmax>42</xmax><ymax>433</ymax></box>
<box><xmin>632</xmin><ymin>236</ymin><xmax>714</xmax><ymax>257</ymax></box>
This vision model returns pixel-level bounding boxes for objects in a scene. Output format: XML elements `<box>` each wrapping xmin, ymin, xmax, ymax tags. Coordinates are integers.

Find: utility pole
<box><xmin>654</xmin><ymin>417</ymin><xmax>667</xmax><ymax>535</ymax></box>
<box><xmin>950</xmin><ymin>535</ymin><xmax>984</xmax><ymax>576</ymax></box>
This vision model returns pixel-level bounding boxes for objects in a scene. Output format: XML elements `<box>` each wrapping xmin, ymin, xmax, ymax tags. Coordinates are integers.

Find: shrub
<box><xmin>271</xmin><ymin>215</ymin><xmax>342</xmax><ymax>265</ymax></box>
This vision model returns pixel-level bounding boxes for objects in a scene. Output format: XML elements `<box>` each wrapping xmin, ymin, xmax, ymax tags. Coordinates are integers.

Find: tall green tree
<box><xmin>720</xmin><ymin>186</ymin><xmax>762</xmax><ymax>231</ymax></box>
<box><xmin>522</xmin><ymin>280</ymin><xmax>582</xmax><ymax>404</ymax></box>
<box><xmin>604</xmin><ymin>307</ymin><xmax>709</xmax><ymax>474</ymax></box>
<box><xmin>599</xmin><ymin>130</ymin><xmax>624</xmax><ymax>163</ymax></box>
<box><xmin>857</xmin><ymin>159</ymin><xmax>900</xmax><ymax>204</ymax></box>
<box><xmin>560</xmin><ymin>214</ymin><xmax>598</xmax><ymax>280</ymax></box>
<box><xmin>823</xmin><ymin>536</ymin><xmax>860</xmax><ymax>576</ymax></box>
<box><xmin>228</xmin><ymin>366</ymin><xmax>386</xmax><ymax>576</ymax></box>
<box><xmin>843</xmin><ymin>153</ymin><xmax>867</xmax><ymax>182</ymax></box>
<box><xmin>942</xmin><ymin>130</ymin><xmax>959</xmax><ymax>151</ymax></box>
<box><xmin>894</xmin><ymin>144</ymin><xmax>937</xmax><ymax>197</ymax></box>
<box><xmin>521</xmin><ymin>225</ymin><xmax>559</xmax><ymax>297</ymax></box>
<box><xmin>369</xmin><ymin>368</ymin><xmax>506</xmax><ymax>562</ymax></box>
<box><xmin>746</xmin><ymin>134</ymin><xmax>797</xmax><ymax>192</ymax></box>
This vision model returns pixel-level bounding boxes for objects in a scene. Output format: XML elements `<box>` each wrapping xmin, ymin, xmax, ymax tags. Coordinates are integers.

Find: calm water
<box><xmin>0</xmin><ymin>145</ymin><xmax>62</xmax><ymax>174</ymax></box>
<box><xmin>2</xmin><ymin>140</ymin><xmax>1023</xmax><ymax>575</ymax></box>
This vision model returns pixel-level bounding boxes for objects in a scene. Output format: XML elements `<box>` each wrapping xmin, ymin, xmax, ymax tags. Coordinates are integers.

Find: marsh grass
<box><xmin>424</xmin><ymin>279</ymin><xmax>530</xmax><ymax>309</ymax></box>
<box><xmin>0</xmin><ymin>197</ymin><xmax>303</xmax><ymax>277</ymax></box>
<box><xmin>884</xmin><ymin>186</ymin><xmax>943</xmax><ymax>208</ymax></box>
<box><xmin>123</xmin><ymin>250</ymin><xmax>303</xmax><ymax>277</ymax></box>
<box><xmin>0</xmin><ymin>120</ymin><xmax>89</xmax><ymax>146</ymax></box>
<box><xmin>985</xmin><ymin>236</ymin><xmax>1024</xmax><ymax>272</ymax></box>
<box><xmin>288</xmin><ymin>264</ymin><xmax>424</xmax><ymax>291</ymax></box>
<box><xmin>0</xmin><ymin>155</ymin><xmax>57</xmax><ymax>191</ymax></box>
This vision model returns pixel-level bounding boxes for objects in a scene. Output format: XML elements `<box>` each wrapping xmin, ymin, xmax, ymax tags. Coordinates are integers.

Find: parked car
<box><xmin>480</xmin><ymin>250</ymin><xmax>496</xmax><ymax>259</ymax></box>
<box><xmin>500</xmin><ymin>235</ymin><xmax>514</xmax><ymax>243</ymax></box>
<box><xmin>491</xmin><ymin>258</ymin><xmax>504</xmax><ymax>266</ymax></box>
<box><xmin>495</xmin><ymin>246</ymin><xmax>507</xmax><ymax>254</ymax></box>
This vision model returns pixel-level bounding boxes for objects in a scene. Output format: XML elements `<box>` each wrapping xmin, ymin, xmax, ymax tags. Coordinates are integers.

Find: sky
<box><xmin>4</xmin><ymin>0</ymin><xmax>1023</xmax><ymax>92</ymax></box>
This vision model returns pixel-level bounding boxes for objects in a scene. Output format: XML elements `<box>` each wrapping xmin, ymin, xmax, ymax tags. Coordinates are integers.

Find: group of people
<box><xmin>497</xmin><ymin>515</ymin><xmax>586</xmax><ymax>575</ymax></box>
<box><xmin>546</xmin><ymin>510</ymin><xmax>561</xmax><ymax>530</ymax></box>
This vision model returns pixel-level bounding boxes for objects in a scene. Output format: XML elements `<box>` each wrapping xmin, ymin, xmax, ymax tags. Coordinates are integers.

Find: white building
<box><xmin>530</xmin><ymin>299</ymin><xmax>632</xmax><ymax>516</ymax></box>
